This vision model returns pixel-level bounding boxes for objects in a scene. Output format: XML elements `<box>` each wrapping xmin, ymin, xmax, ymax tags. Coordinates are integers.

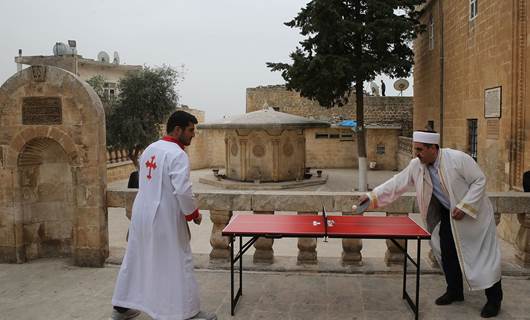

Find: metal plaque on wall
<box><xmin>484</xmin><ymin>86</ymin><xmax>501</xmax><ymax>118</ymax></box>
<box><xmin>22</xmin><ymin>97</ymin><xmax>62</xmax><ymax>125</ymax></box>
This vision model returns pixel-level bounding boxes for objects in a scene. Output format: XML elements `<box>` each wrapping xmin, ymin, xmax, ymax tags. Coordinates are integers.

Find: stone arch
<box><xmin>6</xmin><ymin>127</ymin><xmax>80</xmax><ymax>168</ymax></box>
<box><xmin>17</xmin><ymin>137</ymin><xmax>75</xmax><ymax>261</ymax></box>
<box><xmin>0</xmin><ymin>65</ymin><xmax>107</xmax><ymax>267</ymax></box>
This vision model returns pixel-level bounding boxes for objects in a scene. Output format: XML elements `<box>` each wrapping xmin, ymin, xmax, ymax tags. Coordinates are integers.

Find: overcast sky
<box><xmin>0</xmin><ymin>0</ymin><xmax>413</xmax><ymax>121</ymax></box>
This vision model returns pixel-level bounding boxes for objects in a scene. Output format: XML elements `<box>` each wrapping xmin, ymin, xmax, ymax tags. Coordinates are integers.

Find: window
<box><xmin>376</xmin><ymin>144</ymin><xmax>385</xmax><ymax>155</ymax></box>
<box><xmin>470</xmin><ymin>0</ymin><xmax>478</xmax><ymax>20</ymax></box>
<box><xmin>315</xmin><ymin>133</ymin><xmax>328</xmax><ymax>139</ymax></box>
<box><xmin>468</xmin><ymin>119</ymin><xmax>478</xmax><ymax>161</ymax></box>
<box><xmin>340</xmin><ymin>133</ymin><xmax>353</xmax><ymax>141</ymax></box>
<box><xmin>104</xmin><ymin>82</ymin><xmax>117</xmax><ymax>99</ymax></box>
<box><xmin>329</xmin><ymin>134</ymin><xmax>340</xmax><ymax>139</ymax></box>
<box><xmin>428</xmin><ymin>15</ymin><xmax>435</xmax><ymax>50</ymax></box>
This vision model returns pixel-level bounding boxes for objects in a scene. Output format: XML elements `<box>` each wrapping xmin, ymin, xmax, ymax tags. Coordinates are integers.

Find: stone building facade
<box><xmin>15</xmin><ymin>42</ymin><xmax>141</xmax><ymax>100</ymax></box>
<box><xmin>246</xmin><ymin>85</ymin><xmax>413</xmax><ymax>136</ymax></box>
<box><xmin>414</xmin><ymin>0</ymin><xmax>529</xmax><ymax>192</ymax></box>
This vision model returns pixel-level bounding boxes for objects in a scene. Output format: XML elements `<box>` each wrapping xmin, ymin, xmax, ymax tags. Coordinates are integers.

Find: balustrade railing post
<box><xmin>209</xmin><ymin>210</ymin><xmax>233</xmax><ymax>261</ymax></box>
<box><xmin>253</xmin><ymin>211</ymin><xmax>274</xmax><ymax>264</ymax></box>
<box><xmin>341</xmin><ymin>211</ymin><xmax>362</xmax><ymax>265</ymax></box>
<box><xmin>385</xmin><ymin>212</ymin><xmax>406</xmax><ymax>265</ymax></box>
<box><xmin>515</xmin><ymin>213</ymin><xmax>530</xmax><ymax>266</ymax></box>
<box><xmin>297</xmin><ymin>211</ymin><xmax>318</xmax><ymax>264</ymax></box>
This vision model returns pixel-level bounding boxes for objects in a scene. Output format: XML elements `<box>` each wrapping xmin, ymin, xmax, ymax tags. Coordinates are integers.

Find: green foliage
<box><xmin>106</xmin><ymin>65</ymin><xmax>182</xmax><ymax>167</ymax></box>
<box><xmin>86</xmin><ymin>75</ymin><xmax>106</xmax><ymax>99</ymax></box>
<box><xmin>86</xmin><ymin>75</ymin><xmax>115</xmax><ymax>116</ymax></box>
<box><xmin>267</xmin><ymin>0</ymin><xmax>426</xmax><ymax>108</ymax></box>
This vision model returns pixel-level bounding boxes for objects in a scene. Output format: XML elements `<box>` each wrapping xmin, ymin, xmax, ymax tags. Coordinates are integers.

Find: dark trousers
<box><xmin>439</xmin><ymin>205</ymin><xmax>503</xmax><ymax>304</ymax></box>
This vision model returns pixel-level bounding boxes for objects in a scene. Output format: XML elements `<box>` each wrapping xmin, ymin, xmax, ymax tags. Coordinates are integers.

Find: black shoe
<box><xmin>481</xmin><ymin>302</ymin><xmax>501</xmax><ymax>318</ymax></box>
<box><xmin>435</xmin><ymin>292</ymin><xmax>464</xmax><ymax>305</ymax></box>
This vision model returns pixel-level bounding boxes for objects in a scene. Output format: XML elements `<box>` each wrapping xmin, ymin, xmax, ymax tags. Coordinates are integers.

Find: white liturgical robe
<box><xmin>368</xmin><ymin>148</ymin><xmax>501</xmax><ymax>291</ymax></box>
<box><xmin>112</xmin><ymin>137</ymin><xmax>200</xmax><ymax>320</ymax></box>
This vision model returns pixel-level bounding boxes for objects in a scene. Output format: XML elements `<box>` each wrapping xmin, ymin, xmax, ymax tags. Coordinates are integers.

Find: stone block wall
<box><xmin>414</xmin><ymin>0</ymin><xmax>530</xmax><ymax>191</ymax></box>
<box><xmin>107</xmin><ymin>161</ymin><xmax>135</xmax><ymax>183</ymax></box>
<box><xmin>186</xmin><ymin>128</ymin><xmax>225</xmax><ymax>170</ymax></box>
<box><xmin>397</xmin><ymin>136</ymin><xmax>413</xmax><ymax>170</ymax></box>
<box><xmin>246</xmin><ymin>85</ymin><xmax>413</xmax><ymax>136</ymax></box>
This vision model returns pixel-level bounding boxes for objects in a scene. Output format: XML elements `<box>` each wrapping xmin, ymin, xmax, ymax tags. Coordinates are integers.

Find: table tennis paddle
<box><xmin>352</xmin><ymin>199</ymin><xmax>370</xmax><ymax>214</ymax></box>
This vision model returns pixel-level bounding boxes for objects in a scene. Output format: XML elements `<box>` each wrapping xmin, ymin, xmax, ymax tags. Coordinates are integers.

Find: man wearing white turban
<box><xmin>357</xmin><ymin>130</ymin><xmax>502</xmax><ymax>318</ymax></box>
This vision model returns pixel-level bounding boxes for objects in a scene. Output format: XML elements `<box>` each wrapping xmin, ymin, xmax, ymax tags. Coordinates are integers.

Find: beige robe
<box><xmin>368</xmin><ymin>148</ymin><xmax>501</xmax><ymax>290</ymax></box>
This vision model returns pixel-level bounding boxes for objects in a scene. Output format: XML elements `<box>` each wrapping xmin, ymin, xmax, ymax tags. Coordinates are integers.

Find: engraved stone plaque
<box><xmin>484</xmin><ymin>87</ymin><xmax>501</xmax><ymax>118</ymax></box>
<box><xmin>22</xmin><ymin>97</ymin><xmax>62</xmax><ymax>125</ymax></box>
<box><xmin>486</xmin><ymin>119</ymin><xmax>500</xmax><ymax>140</ymax></box>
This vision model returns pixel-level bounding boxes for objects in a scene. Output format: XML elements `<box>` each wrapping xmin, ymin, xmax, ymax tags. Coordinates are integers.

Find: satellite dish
<box><xmin>113</xmin><ymin>51</ymin><xmax>120</xmax><ymax>64</ymax></box>
<box><xmin>393</xmin><ymin>79</ymin><xmax>409</xmax><ymax>96</ymax></box>
<box><xmin>97</xmin><ymin>51</ymin><xmax>110</xmax><ymax>63</ymax></box>
<box><xmin>53</xmin><ymin>42</ymin><xmax>69</xmax><ymax>56</ymax></box>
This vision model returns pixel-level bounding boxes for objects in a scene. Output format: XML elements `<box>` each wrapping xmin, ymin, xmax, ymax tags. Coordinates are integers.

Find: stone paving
<box><xmin>1</xmin><ymin>259</ymin><xmax>529</xmax><ymax>320</ymax></box>
<box><xmin>2</xmin><ymin>169</ymin><xmax>528</xmax><ymax>320</ymax></box>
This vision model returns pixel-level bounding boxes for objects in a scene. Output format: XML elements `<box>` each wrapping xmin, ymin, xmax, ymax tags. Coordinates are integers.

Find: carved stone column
<box><xmin>385</xmin><ymin>212</ymin><xmax>405</xmax><ymax>265</ymax></box>
<box><xmin>271</xmin><ymin>138</ymin><xmax>280</xmax><ymax>182</ymax></box>
<box><xmin>239</xmin><ymin>139</ymin><xmax>248</xmax><ymax>181</ymax></box>
<box><xmin>209</xmin><ymin>210</ymin><xmax>233</xmax><ymax>261</ymax></box>
<box><xmin>515</xmin><ymin>213</ymin><xmax>530</xmax><ymax>266</ymax></box>
<box><xmin>253</xmin><ymin>211</ymin><xmax>274</xmax><ymax>264</ymax></box>
<box><xmin>341</xmin><ymin>211</ymin><xmax>362</xmax><ymax>265</ymax></box>
<box><xmin>297</xmin><ymin>211</ymin><xmax>317</xmax><ymax>264</ymax></box>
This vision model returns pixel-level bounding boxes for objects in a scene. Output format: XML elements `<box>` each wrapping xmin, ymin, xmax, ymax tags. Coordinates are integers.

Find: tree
<box><xmin>267</xmin><ymin>0</ymin><xmax>425</xmax><ymax>191</ymax></box>
<box><xmin>86</xmin><ymin>75</ymin><xmax>115</xmax><ymax>116</ymax></box>
<box><xmin>106</xmin><ymin>65</ymin><xmax>182</xmax><ymax>168</ymax></box>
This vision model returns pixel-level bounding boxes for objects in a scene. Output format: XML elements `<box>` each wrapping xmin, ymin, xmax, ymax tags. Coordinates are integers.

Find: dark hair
<box><xmin>166</xmin><ymin>110</ymin><xmax>198</xmax><ymax>133</ymax></box>
<box><xmin>416</xmin><ymin>130</ymin><xmax>440</xmax><ymax>149</ymax></box>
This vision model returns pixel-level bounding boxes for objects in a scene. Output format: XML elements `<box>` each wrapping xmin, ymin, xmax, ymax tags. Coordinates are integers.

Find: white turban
<box><xmin>413</xmin><ymin>131</ymin><xmax>440</xmax><ymax>145</ymax></box>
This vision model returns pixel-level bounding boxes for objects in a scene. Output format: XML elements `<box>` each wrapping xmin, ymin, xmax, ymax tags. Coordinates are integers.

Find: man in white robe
<box><xmin>110</xmin><ymin>111</ymin><xmax>217</xmax><ymax>320</ymax></box>
<box><xmin>358</xmin><ymin>131</ymin><xmax>502</xmax><ymax>318</ymax></box>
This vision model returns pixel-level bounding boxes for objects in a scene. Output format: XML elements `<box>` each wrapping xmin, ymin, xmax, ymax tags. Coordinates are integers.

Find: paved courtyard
<box><xmin>2</xmin><ymin>169</ymin><xmax>529</xmax><ymax>320</ymax></box>
<box><xmin>1</xmin><ymin>259</ymin><xmax>529</xmax><ymax>320</ymax></box>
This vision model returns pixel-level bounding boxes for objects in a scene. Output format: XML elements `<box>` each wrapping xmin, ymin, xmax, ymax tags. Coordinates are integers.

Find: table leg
<box><xmin>415</xmin><ymin>238</ymin><xmax>421</xmax><ymax>320</ymax></box>
<box><xmin>230</xmin><ymin>235</ymin><xmax>235</xmax><ymax>316</ymax></box>
<box><xmin>402</xmin><ymin>239</ymin><xmax>408</xmax><ymax>299</ymax></box>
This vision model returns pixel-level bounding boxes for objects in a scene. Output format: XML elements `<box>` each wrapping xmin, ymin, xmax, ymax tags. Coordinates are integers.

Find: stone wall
<box><xmin>189</xmin><ymin>126</ymin><xmax>400</xmax><ymax>171</ymax></box>
<box><xmin>414</xmin><ymin>0</ymin><xmax>529</xmax><ymax>192</ymax></box>
<box><xmin>397</xmin><ymin>136</ymin><xmax>413</xmax><ymax>170</ymax></box>
<box><xmin>186</xmin><ymin>128</ymin><xmax>225</xmax><ymax>170</ymax></box>
<box><xmin>305</xmin><ymin>127</ymin><xmax>356</xmax><ymax>168</ymax></box>
<box><xmin>246</xmin><ymin>85</ymin><xmax>413</xmax><ymax>136</ymax></box>
<box><xmin>107</xmin><ymin>161</ymin><xmax>135</xmax><ymax>183</ymax></box>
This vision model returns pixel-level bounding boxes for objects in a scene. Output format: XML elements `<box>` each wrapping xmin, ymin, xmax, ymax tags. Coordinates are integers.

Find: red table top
<box><xmin>222</xmin><ymin>214</ymin><xmax>431</xmax><ymax>239</ymax></box>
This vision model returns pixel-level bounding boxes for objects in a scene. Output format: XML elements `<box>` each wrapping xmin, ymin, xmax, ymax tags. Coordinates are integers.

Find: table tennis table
<box><xmin>222</xmin><ymin>213</ymin><xmax>431</xmax><ymax>320</ymax></box>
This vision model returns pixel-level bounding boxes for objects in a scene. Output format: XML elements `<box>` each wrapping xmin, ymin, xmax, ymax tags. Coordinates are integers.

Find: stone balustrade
<box><xmin>106</xmin><ymin>148</ymin><xmax>134</xmax><ymax>164</ymax></box>
<box><xmin>107</xmin><ymin>189</ymin><xmax>530</xmax><ymax>267</ymax></box>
